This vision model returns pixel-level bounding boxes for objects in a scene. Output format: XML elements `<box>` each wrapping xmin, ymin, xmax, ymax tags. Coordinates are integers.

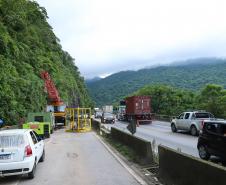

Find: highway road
<box><xmin>101</xmin><ymin>120</ymin><xmax>199</xmax><ymax>157</ymax></box>
<box><xmin>0</xmin><ymin>130</ymin><xmax>141</xmax><ymax>185</ymax></box>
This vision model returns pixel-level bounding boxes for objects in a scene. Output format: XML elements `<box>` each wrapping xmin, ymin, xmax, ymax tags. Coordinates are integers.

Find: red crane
<box><xmin>40</xmin><ymin>71</ymin><xmax>63</xmax><ymax>106</ymax></box>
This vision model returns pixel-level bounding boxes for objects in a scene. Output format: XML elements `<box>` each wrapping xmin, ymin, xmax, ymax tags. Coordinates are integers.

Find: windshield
<box><xmin>195</xmin><ymin>113</ymin><xmax>212</xmax><ymax>118</ymax></box>
<box><xmin>104</xmin><ymin>113</ymin><xmax>113</xmax><ymax>117</ymax></box>
<box><xmin>0</xmin><ymin>134</ymin><xmax>25</xmax><ymax>148</ymax></box>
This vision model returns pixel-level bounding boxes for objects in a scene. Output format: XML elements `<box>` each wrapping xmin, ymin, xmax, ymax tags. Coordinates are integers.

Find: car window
<box><xmin>184</xmin><ymin>113</ymin><xmax>190</xmax><ymax>119</ymax></box>
<box><xmin>33</xmin><ymin>131</ymin><xmax>41</xmax><ymax>142</ymax></box>
<box><xmin>104</xmin><ymin>113</ymin><xmax>113</xmax><ymax>117</ymax></box>
<box><xmin>206</xmin><ymin>123</ymin><xmax>219</xmax><ymax>134</ymax></box>
<box><xmin>0</xmin><ymin>134</ymin><xmax>24</xmax><ymax>148</ymax></box>
<box><xmin>195</xmin><ymin>113</ymin><xmax>210</xmax><ymax>118</ymax></box>
<box><xmin>178</xmin><ymin>113</ymin><xmax>184</xmax><ymax>119</ymax></box>
<box><xmin>30</xmin><ymin>131</ymin><xmax>38</xmax><ymax>145</ymax></box>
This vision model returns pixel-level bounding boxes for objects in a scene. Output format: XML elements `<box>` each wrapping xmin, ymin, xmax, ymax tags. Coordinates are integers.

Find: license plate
<box><xmin>0</xmin><ymin>154</ymin><xmax>11</xmax><ymax>160</ymax></box>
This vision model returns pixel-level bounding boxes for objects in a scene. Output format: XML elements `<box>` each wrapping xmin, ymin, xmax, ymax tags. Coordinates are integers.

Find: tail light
<box><xmin>201</xmin><ymin>120</ymin><xmax>205</xmax><ymax>129</ymax></box>
<box><xmin>24</xmin><ymin>145</ymin><xmax>33</xmax><ymax>157</ymax></box>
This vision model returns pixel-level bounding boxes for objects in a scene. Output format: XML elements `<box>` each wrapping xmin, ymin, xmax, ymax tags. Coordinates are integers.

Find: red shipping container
<box><xmin>125</xmin><ymin>96</ymin><xmax>151</xmax><ymax>115</ymax></box>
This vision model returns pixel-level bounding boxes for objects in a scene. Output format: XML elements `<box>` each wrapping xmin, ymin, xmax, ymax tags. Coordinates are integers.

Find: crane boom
<box><xmin>41</xmin><ymin>71</ymin><xmax>66</xmax><ymax>127</ymax></box>
<box><xmin>40</xmin><ymin>71</ymin><xmax>63</xmax><ymax>105</ymax></box>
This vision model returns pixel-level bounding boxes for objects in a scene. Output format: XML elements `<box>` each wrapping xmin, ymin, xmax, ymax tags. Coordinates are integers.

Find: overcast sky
<box><xmin>36</xmin><ymin>0</ymin><xmax>226</xmax><ymax>79</ymax></box>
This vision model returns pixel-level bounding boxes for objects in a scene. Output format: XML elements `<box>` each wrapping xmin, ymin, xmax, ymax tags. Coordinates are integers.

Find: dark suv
<box><xmin>101</xmin><ymin>113</ymin><xmax>115</xmax><ymax>124</ymax></box>
<box><xmin>197</xmin><ymin>120</ymin><xmax>226</xmax><ymax>161</ymax></box>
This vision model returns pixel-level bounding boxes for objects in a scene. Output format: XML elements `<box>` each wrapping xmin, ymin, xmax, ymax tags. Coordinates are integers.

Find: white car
<box><xmin>0</xmin><ymin>129</ymin><xmax>45</xmax><ymax>179</ymax></box>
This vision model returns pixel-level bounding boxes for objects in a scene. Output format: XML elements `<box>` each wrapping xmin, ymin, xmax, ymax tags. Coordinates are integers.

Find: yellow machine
<box><xmin>65</xmin><ymin>108</ymin><xmax>91</xmax><ymax>133</ymax></box>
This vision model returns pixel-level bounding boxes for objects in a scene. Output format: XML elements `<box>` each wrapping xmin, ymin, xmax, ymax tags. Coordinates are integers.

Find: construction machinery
<box><xmin>22</xmin><ymin>112</ymin><xmax>55</xmax><ymax>138</ymax></box>
<box><xmin>26</xmin><ymin>112</ymin><xmax>55</xmax><ymax>133</ymax></box>
<box><xmin>23</xmin><ymin>122</ymin><xmax>51</xmax><ymax>138</ymax></box>
<box><xmin>65</xmin><ymin>108</ymin><xmax>91</xmax><ymax>133</ymax></box>
<box><xmin>40</xmin><ymin>71</ymin><xmax>66</xmax><ymax>127</ymax></box>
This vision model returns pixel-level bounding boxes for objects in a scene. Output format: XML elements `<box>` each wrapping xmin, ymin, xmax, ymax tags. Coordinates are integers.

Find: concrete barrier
<box><xmin>159</xmin><ymin>145</ymin><xmax>226</xmax><ymax>185</ymax></box>
<box><xmin>91</xmin><ymin>118</ymin><xmax>101</xmax><ymax>131</ymax></box>
<box><xmin>111</xmin><ymin>127</ymin><xmax>153</xmax><ymax>164</ymax></box>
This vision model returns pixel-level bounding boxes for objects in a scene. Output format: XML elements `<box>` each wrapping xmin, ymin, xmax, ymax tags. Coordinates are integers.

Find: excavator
<box><xmin>40</xmin><ymin>71</ymin><xmax>66</xmax><ymax>127</ymax></box>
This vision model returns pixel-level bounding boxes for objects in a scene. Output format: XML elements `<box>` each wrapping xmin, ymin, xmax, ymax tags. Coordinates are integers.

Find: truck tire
<box><xmin>190</xmin><ymin>125</ymin><xmax>198</xmax><ymax>136</ymax></box>
<box><xmin>171</xmin><ymin>123</ymin><xmax>177</xmax><ymax>132</ymax></box>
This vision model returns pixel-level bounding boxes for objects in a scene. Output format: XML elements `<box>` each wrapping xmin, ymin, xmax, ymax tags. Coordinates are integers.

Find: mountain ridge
<box><xmin>87</xmin><ymin>58</ymin><xmax>226</xmax><ymax>106</ymax></box>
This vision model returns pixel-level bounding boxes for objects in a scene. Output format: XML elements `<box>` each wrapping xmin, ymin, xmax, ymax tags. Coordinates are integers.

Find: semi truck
<box><xmin>118</xmin><ymin>96</ymin><xmax>152</xmax><ymax>124</ymax></box>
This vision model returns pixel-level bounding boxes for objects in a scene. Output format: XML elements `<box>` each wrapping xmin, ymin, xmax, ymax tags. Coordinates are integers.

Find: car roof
<box><xmin>0</xmin><ymin>129</ymin><xmax>32</xmax><ymax>135</ymax></box>
<box><xmin>184</xmin><ymin>111</ymin><xmax>210</xmax><ymax>113</ymax></box>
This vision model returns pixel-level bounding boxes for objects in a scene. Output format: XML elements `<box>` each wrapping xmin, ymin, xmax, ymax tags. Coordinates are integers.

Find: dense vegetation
<box><xmin>0</xmin><ymin>0</ymin><xmax>92</xmax><ymax>124</ymax></box>
<box><xmin>133</xmin><ymin>84</ymin><xmax>226</xmax><ymax>118</ymax></box>
<box><xmin>87</xmin><ymin>58</ymin><xmax>226</xmax><ymax>106</ymax></box>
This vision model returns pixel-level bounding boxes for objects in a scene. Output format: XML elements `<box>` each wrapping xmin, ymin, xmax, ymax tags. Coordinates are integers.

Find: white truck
<box><xmin>171</xmin><ymin>111</ymin><xmax>215</xmax><ymax>136</ymax></box>
<box><xmin>102</xmin><ymin>105</ymin><xmax>113</xmax><ymax>113</ymax></box>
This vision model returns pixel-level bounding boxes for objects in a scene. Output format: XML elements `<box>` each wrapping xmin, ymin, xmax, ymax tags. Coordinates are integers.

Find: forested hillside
<box><xmin>87</xmin><ymin>58</ymin><xmax>226</xmax><ymax>106</ymax></box>
<box><xmin>133</xmin><ymin>84</ymin><xmax>226</xmax><ymax>118</ymax></box>
<box><xmin>0</xmin><ymin>0</ymin><xmax>92</xmax><ymax>124</ymax></box>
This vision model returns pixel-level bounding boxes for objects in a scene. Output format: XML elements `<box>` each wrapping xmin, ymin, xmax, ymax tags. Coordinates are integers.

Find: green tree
<box><xmin>196</xmin><ymin>84</ymin><xmax>226</xmax><ymax>117</ymax></box>
<box><xmin>0</xmin><ymin>0</ymin><xmax>93</xmax><ymax>125</ymax></box>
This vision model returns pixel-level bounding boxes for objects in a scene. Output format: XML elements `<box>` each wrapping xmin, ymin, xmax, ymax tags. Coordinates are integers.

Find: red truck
<box><xmin>122</xmin><ymin>96</ymin><xmax>152</xmax><ymax>124</ymax></box>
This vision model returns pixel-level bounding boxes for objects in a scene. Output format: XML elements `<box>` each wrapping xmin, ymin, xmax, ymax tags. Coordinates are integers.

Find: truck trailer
<box><xmin>119</xmin><ymin>96</ymin><xmax>152</xmax><ymax>124</ymax></box>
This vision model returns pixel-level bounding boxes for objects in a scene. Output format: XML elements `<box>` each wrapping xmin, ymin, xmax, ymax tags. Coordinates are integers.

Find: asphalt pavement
<box><xmin>0</xmin><ymin>129</ymin><xmax>142</xmax><ymax>185</ymax></box>
<box><xmin>101</xmin><ymin>120</ymin><xmax>199</xmax><ymax>157</ymax></box>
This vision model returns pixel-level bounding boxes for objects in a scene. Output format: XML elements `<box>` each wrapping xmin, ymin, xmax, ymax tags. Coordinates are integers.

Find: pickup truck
<box><xmin>171</xmin><ymin>111</ymin><xmax>215</xmax><ymax>136</ymax></box>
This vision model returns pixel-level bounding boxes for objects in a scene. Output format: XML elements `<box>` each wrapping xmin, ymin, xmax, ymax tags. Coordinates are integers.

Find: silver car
<box><xmin>171</xmin><ymin>111</ymin><xmax>215</xmax><ymax>136</ymax></box>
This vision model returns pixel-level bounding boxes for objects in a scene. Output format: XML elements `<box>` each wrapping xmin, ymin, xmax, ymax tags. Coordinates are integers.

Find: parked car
<box><xmin>101</xmin><ymin>113</ymin><xmax>115</xmax><ymax>124</ymax></box>
<box><xmin>171</xmin><ymin>111</ymin><xmax>214</xmax><ymax>136</ymax></box>
<box><xmin>0</xmin><ymin>129</ymin><xmax>45</xmax><ymax>178</ymax></box>
<box><xmin>197</xmin><ymin>120</ymin><xmax>226</xmax><ymax>161</ymax></box>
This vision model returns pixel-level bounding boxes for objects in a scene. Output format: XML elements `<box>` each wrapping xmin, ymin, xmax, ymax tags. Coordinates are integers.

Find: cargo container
<box><xmin>125</xmin><ymin>96</ymin><xmax>152</xmax><ymax>124</ymax></box>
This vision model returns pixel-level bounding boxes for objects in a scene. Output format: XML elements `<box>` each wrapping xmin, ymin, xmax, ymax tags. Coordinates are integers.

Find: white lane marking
<box><xmin>95</xmin><ymin>134</ymin><xmax>148</xmax><ymax>185</ymax></box>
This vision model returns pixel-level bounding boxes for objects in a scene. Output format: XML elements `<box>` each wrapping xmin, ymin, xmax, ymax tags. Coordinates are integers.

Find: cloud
<box><xmin>37</xmin><ymin>0</ymin><xmax>226</xmax><ymax>78</ymax></box>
